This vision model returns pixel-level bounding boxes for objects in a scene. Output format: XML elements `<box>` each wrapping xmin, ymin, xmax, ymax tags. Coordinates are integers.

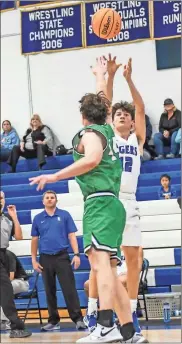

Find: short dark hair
<box><xmin>79</xmin><ymin>93</ymin><xmax>110</xmax><ymax>125</ymax></box>
<box><xmin>43</xmin><ymin>190</ymin><xmax>57</xmax><ymax>200</ymax></box>
<box><xmin>160</xmin><ymin>174</ymin><xmax>171</xmax><ymax>182</ymax></box>
<box><xmin>112</xmin><ymin>101</ymin><xmax>135</xmax><ymax>121</ymax></box>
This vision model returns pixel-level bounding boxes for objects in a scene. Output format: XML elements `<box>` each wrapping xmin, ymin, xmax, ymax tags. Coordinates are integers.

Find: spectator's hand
<box><xmin>35</xmin><ymin>140</ymin><xmax>44</xmax><ymax>145</ymax></box>
<box><xmin>123</xmin><ymin>58</ymin><xmax>132</xmax><ymax>82</ymax></box>
<box><xmin>20</xmin><ymin>142</ymin><xmax>25</xmax><ymax>152</ymax></box>
<box><xmin>7</xmin><ymin>205</ymin><xmax>17</xmax><ymax>219</ymax></box>
<box><xmin>32</xmin><ymin>261</ymin><xmax>43</xmax><ymax>273</ymax></box>
<box><xmin>103</xmin><ymin>53</ymin><xmax>122</xmax><ymax>76</ymax></box>
<box><xmin>91</xmin><ymin>56</ymin><xmax>107</xmax><ymax>76</ymax></box>
<box><xmin>165</xmin><ymin>194</ymin><xmax>170</xmax><ymax>199</ymax></box>
<box><xmin>71</xmin><ymin>256</ymin><xmax>80</xmax><ymax>270</ymax></box>
<box><xmin>163</xmin><ymin>130</ymin><xmax>169</xmax><ymax>138</ymax></box>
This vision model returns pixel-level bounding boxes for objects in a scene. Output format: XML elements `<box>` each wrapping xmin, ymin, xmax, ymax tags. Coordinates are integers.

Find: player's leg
<box><xmin>122</xmin><ymin>200</ymin><xmax>144</xmax><ymax>337</ymax></box>
<box><xmin>77</xmin><ymin>197</ymin><xmax>124</xmax><ymax>343</ymax></box>
<box><xmin>83</xmin><ymin>270</ymin><xmax>98</xmax><ymax>331</ymax></box>
<box><xmin>111</xmin><ymin>260</ymin><xmax>133</xmax><ymax>326</ymax></box>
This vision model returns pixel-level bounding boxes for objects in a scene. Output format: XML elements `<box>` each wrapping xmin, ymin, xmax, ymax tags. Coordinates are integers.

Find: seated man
<box><xmin>154</xmin><ymin>98</ymin><xmax>181</xmax><ymax>160</ymax></box>
<box><xmin>83</xmin><ymin>247</ymin><xmax>143</xmax><ymax>331</ymax></box>
<box><xmin>1</xmin><ymin>250</ymin><xmax>29</xmax><ymax>330</ymax></box>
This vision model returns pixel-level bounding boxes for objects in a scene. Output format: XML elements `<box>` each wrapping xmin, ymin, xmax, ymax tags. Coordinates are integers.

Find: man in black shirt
<box><xmin>0</xmin><ymin>191</ymin><xmax>31</xmax><ymax>338</ymax></box>
<box><xmin>1</xmin><ymin>250</ymin><xmax>29</xmax><ymax>328</ymax></box>
<box><xmin>154</xmin><ymin>98</ymin><xmax>181</xmax><ymax>159</ymax></box>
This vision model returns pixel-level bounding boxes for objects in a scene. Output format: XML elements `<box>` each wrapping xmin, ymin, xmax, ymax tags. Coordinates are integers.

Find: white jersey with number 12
<box><xmin>115</xmin><ymin>133</ymin><xmax>141</xmax><ymax>195</ymax></box>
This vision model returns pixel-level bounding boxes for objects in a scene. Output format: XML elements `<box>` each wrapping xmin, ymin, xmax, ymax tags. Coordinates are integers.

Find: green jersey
<box><xmin>72</xmin><ymin>124</ymin><xmax>122</xmax><ymax>200</ymax></box>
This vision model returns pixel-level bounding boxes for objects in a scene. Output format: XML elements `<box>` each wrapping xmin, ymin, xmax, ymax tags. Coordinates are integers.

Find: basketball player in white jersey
<box><xmin>83</xmin><ymin>56</ymin><xmax>147</xmax><ymax>343</ymax></box>
<box><xmin>108</xmin><ymin>56</ymin><xmax>145</xmax><ymax>335</ymax></box>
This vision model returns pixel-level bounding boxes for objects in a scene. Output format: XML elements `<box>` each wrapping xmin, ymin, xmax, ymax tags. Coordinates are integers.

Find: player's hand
<box><xmin>71</xmin><ymin>256</ymin><xmax>80</xmax><ymax>270</ymax></box>
<box><xmin>165</xmin><ymin>194</ymin><xmax>170</xmax><ymax>199</ymax></box>
<box><xmin>29</xmin><ymin>174</ymin><xmax>57</xmax><ymax>191</ymax></box>
<box><xmin>7</xmin><ymin>205</ymin><xmax>17</xmax><ymax>219</ymax></box>
<box><xmin>91</xmin><ymin>56</ymin><xmax>107</xmax><ymax>76</ymax></box>
<box><xmin>103</xmin><ymin>53</ymin><xmax>122</xmax><ymax>76</ymax></box>
<box><xmin>163</xmin><ymin>130</ymin><xmax>169</xmax><ymax>138</ymax></box>
<box><xmin>123</xmin><ymin>58</ymin><xmax>132</xmax><ymax>82</ymax></box>
<box><xmin>32</xmin><ymin>261</ymin><xmax>43</xmax><ymax>273</ymax></box>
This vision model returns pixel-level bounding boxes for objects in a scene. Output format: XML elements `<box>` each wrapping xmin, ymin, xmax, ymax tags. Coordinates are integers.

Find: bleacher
<box><xmin>1</xmin><ymin>156</ymin><xmax>181</xmax><ymax>316</ymax></box>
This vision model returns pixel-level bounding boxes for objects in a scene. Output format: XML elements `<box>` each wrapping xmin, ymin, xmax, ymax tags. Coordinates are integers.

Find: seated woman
<box><xmin>0</xmin><ymin>120</ymin><xmax>20</xmax><ymax>162</ymax></box>
<box><xmin>154</xmin><ymin>98</ymin><xmax>181</xmax><ymax>160</ymax></box>
<box><xmin>7</xmin><ymin>114</ymin><xmax>53</xmax><ymax>172</ymax></box>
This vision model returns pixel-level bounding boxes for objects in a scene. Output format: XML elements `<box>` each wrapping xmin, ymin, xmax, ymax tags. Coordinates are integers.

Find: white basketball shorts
<box><xmin>120</xmin><ymin>198</ymin><xmax>142</xmax><ymax>247</ymax></box>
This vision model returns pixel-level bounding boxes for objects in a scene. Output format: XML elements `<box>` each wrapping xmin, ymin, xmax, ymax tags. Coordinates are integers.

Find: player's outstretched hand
<box><xmin>123</xmin><ymin>57</ymin><xmax>132</xmax><ymax>82</ymax></box>
<box><xmin>103</xmin><ymin>53</ymin><xmax>122</xmax><ymax>76</ymax></box>
<box><xmin>91</xmin><ymin>56</ymin><xmax>107</xmax><ymax>76</ymax></box>
<box><xmin>29</xmin><ymin>174</ymin><xmax>56</xmax><ymax>191</ymax></box>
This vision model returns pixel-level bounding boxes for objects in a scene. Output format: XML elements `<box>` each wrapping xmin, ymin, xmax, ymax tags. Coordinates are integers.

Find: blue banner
<box><xmin>85</xmin><ymin>0</ymin><xmax>151</xmax><ymax>47</ymax></box>
<box><xmin>21</xmin><ymin>3</ymin><xmax>83</xmax><ymax>54</ymax></box>
<box><xmin>153</xmin><ymin>1</ymin><xmax>181</xmax><ymax>39</ymax></box>
<box><xmin>19</xmin><ymin>1</ymin><xmax>55</xmax><ymax>7</ymax></box>
<box><xmin>0</xmin><ymin>1</ymin><xmax>15</xmax><ymax>12</ymax></box>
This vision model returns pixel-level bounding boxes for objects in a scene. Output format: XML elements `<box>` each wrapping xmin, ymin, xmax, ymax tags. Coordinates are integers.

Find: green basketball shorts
<box><xmin>83</xmin><ymin>194</ymin><xmax>126</xmax><ymax>262</ymax></box>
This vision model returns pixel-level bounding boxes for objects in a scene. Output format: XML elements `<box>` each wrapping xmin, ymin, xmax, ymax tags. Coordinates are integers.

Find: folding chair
<box><xmin>15</xmin><ymin>270</ymin><xmax>42</xmax><ymax>324</ymax></box>
<box><xmin>138</xmin><ymin>258</ymin><xmax>149</xmax><ymax>321</ymax></box>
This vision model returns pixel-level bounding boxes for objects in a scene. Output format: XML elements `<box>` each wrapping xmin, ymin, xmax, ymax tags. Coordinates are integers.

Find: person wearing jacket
<box><xmin>7</xmin><ymin>114</ymin><xmax>53</xmax><ymax>172</ymax></box>
<box><xmin>154</xmin><ymin>99</ymin><xmax>181</xmax><ymax>160</ymax></box>
<box><xmin>0</xmin><ymin>120</ymin><xmax>20</xmax><ymax>162</ymax></box>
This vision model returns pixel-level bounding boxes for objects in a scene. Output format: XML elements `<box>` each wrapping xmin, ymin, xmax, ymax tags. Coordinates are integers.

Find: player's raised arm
<box><xmin>123</xmin><ymin>58</ymin><xmax>146</xmax><ymax>146</ymax></box>
<box><xmin>104</xmin><ymin>53</ymin><xmax>122</xmax><ymax>104</ymax></box>
<box><xmin>29</xmin><ymin>132</ymin><xmax>104</xmax><ymax>191</ymax></box>
<box><xmin>91</xmin><ymin>56</ymin><xmax>108</xmax><ymax>97</ymax></box>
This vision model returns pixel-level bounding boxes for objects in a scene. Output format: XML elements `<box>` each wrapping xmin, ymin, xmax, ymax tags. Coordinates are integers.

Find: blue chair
<box><xmin>15</xmin><ymin>270</ymin><xmax>42</xmax><ymax>324</ymax></box>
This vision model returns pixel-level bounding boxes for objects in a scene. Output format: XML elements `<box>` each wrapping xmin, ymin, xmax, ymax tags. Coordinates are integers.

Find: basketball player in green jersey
<box><xmin>29</xmin><ymin>58</ymin><xmax>136</xmax><ymax>343</ymax></box>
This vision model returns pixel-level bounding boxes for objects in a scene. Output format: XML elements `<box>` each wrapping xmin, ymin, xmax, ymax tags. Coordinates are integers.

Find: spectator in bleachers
<box><xmin>142</xmin><ymin>115</ymin><xmax>153</xmax><ymax>161</ymax></box>
<box><xmin>7</xmin><ymin>114</ymin><xmax>53</xmax><ymax>172</ymax></box>
<box><xmin>31</xmin><ymin>190</ymin><xmax>86</xmax><ymax>331</ymax></box>
<box><xmin>154</xmin><ymin>98</ymin><xmax>181</xmax><ymax>160</ymax></box>
<box><xmin>1</xmin><ymin>250</ymin><xmax>29</xmax><ymax>330</ymax></box>
<box><xmin>0</xmin><ymin>191</ymin><xmax>31</xmax><ymax>338</ymax></box>
<box><xmin>175</xmin><ymin>128</ymin><xmax>181</xmax><ymax>157</ymax></box>
<box><xmin>0</xmin><ymin>120</ymin><xmax>20</xmax><ymax>162</ymax></box>
<box><xmin>158</xmin><ymin>174</ymin><xmax>176</xmax><ymax>200</ymax></box>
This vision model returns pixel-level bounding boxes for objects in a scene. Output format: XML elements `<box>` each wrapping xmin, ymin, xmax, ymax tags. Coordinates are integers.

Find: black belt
<box><xmin>40</xmin><ymin>248</ymin><xmax>68</xmax><ymax>256</ymax></box>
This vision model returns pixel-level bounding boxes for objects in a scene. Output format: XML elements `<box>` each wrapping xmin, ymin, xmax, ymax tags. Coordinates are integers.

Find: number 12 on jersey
<box><xmin>120</xmin><ymin>157</ymin><xmax>133</xmax><ymax>172</ymax></box>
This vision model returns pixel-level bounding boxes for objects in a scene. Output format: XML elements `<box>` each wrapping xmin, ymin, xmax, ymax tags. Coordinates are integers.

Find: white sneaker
<box><xmin>76</xmin><ymin>323</ymin><xmax>122</xmax><ymax>343</ymax></box>
<box><xmin>124</xmin><ymin>332</ymin><xmax>149</xmax><ymax>343</ymax></box>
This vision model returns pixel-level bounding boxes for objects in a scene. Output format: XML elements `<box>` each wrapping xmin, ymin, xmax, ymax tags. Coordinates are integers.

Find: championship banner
<box><xmin>21</xmin><ymin>3</ymin><xmax>84</xmax><ymax>55</ymax></box>
<box><xmin>85</xmin><ymin>0</ymin><xmax>151</xmax><ymax>47</ymax></box>
<box><xmin>19</xmin><ymin>1</ymin><xmax>57</xmax><ymax>7</ymax></box>
<box><xmin>153</xmin><ymin>1</ymin><xmax>181</xmax><ymax>39</ymax></box>
<box><xmin>0</xmin><ymin>1</ymin><xmax>15</xmax><ymax>12</ymax></box>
